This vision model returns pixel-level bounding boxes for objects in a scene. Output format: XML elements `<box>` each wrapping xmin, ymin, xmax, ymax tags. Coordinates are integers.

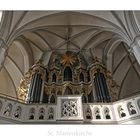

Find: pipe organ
<box><xmin>18</xmin><ymin>51</ymin><xmax>119</xmax><ymax>104</ymax></box>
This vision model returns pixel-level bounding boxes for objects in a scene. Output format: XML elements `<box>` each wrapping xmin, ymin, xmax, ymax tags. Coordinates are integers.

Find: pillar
<box><xmin>130</xmin><ymin>36</ymin><xmax>140</xmax><ymax>65</ymax></box>
<box><xmin>0</xmin><ymin>38</ymin><xmax>7</xmax><ymax>69</ymax></box>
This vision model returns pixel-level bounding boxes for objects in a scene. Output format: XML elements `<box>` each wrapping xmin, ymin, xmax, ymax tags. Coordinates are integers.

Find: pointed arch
<box><xmin>46</xmin><ymin>70</ymin><xmax>49</xmax><ymax>82</ymax></box>
<box><xmin>39</xmin><ymin>108</ymin><xmax>45</xmax><ymax>120</ymax></box>
<box><xmin>94</xmin><ymin>107</ymin><xmax>101</xmax><ymax>119</ymax></box>
<box><xmin>48</xmin><ymin>107</ymin><xmax>54</xmax><ymax>120</ymax></box>
<box><xmin>51</xmin><ymin>88</ymin><xmax>56</xmax><ymax>94</ymax></box>
<box><xmin>127</xmin><ymin>102</ymin><xmax>137</xmax><ymax>115</ymax></box>
<box><xmin>14</xmin><ymin>106</ymin><xmax>22</xmax><ymax>119</ymax></box>
<box><xmin>3</xmin><ymin>103</ymin><xmax>12</xmax><ymax>116</ymax></box>
<box><xmin>87</xmin><ymin>70</ymin><xmax>91</xmax><ymax>82</ymax></box>
<box><xmin>52</xmin><ymin>73</ymin><xmax>57</xmax><ymax>82</ymax></box>
<box><xmin>118</xmin><ymin>106</ymin><xmax>126</xmax><ymax>118</ymax></box>
<box><xmin>64</xmin><ymin>87</ymin><xmax>73</xmax><ymax>95</ymax></box>
<box><xmin>79</xmin><ymin>72</ymin><xmax>84</xmax><ymax>82</ymax></box>
<box><xmin>29</xmin><ymin>108</ymin><xmax>35</xmax><ymax>120</ymax></box>
<box><xmin>64</xmin><ymin>66</ymin><xmax>72</xmax><ymax>81</ymax></box>
<box><xmin>85</xmin><ymin>107</ymin><xmax>92</xmax><ymax>120</ymax></box>
<box><xmin>12</xmin><ymin>39</ymin><xmax>34</xmax><ymax>73</ymax></box>
<box><xmin>50</xmin><ymin>95</ymin><xmax>56</xmax><ymax>103</ymax></box>
<box><xmin>104</xmin><ymin>107</ymin><xmax>111</xmax><ymax>119</ymax></box>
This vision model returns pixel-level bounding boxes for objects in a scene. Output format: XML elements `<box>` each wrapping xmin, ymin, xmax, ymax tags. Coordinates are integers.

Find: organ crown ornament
<box><xmin>60</xmin><ymin>51</ymin><xmax>77</xmax><ymax>65</ymax></box>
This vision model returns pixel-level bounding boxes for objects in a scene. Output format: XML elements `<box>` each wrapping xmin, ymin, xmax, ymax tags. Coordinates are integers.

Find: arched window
<box><xmin>79</xmin><ymin>72</ymin><xmax>84</xmax><ymax>82</ymax></box>
<box><xmin>64</xmin><ymin>66</ymin><xmax>72</xmax><ymax>81</ymax></box>
<box><xmin>94</xmin><ymin>108</ymin><xmax>101</xmax><ymax>119</ymax></box>
<box><xmin>82</xmin><ymin>94</ymin><xmax>87</xmax><ymax>103</ymax></box>
<box><xmin>85</xmin><ymin>107</ymin><xmax>92</xmax><ymax>120</ymax></box>
<box><xmin>14</xmin><ymin>106</ymin><xmax>22</xmax><ymax>119</ymax></box>
<box><xmin>39</xmin><ymin>108</ymin><xmax>45</xmax><ymax>120</ymax></box>
<box><xmin>88</xmin><ymin>91</ymin><xmax>94</xmax><ymax>103</ymax></box>
<box><xmin>64</xmin><ymin>87</ymin><xmax>73</xmax><ymax>95</ymax></box>
<box><xmin>52</xmin><ymin>73</ymin><xmax>57</xmax><ymax>82</ymax></box>
<box><xmin>118</xmin><ymin>106</ymin><xmax>126</xmax><ymax>118</ymax></box>
<box><xmin>29</xmin><ymin>108</ymin><xmax>35</xmax><ymax>120</ymax></box>
<box><xmin>48</xmin><ymin>107</ymin><xmax>54</xmax><ymax>120</ymax></box>
<box><xmin>3</xmin><ymin>103</ymin><xmax>12</xmax><ymax>116</ymax></box>
<box><xmin>87</xmin><ymin>71</ymin><xmax>90</xmax><ymax>82</ymax></box>
<box><xmin>127</xmin><ymin>102</ymin><xmax>137</xmax><ymax>115</ymax></box>
<box><xmin>46</xmin><ymin>70</ymin><xmax>49</xmax><ymax>82</ymax></box>
<box><xmin>104</xmin><ymin>108</ymin><xmax>111</xmax><ymax>119</ymax></box>
<box><xmin>50</xmin><ymin>95</ymin><xmax>55</xmax><ymax>103</ymax></box>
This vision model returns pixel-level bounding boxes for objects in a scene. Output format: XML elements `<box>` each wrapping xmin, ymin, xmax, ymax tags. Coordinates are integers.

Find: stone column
<box><xmin>0</xmin><ymin>39</ymin><xmax>8</xmax><ymax>69</ymax></box>
<box><xmin>130</xmin><ymin>36</ymin><xmax>140</xmax><ymax>65</ymax></box>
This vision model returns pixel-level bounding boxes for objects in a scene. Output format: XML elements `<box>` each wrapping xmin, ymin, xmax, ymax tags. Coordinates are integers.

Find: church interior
<box><xmin>0</xmin><ymin>11</ymin><xmax>140</xmax><ymax>124</ymax></box>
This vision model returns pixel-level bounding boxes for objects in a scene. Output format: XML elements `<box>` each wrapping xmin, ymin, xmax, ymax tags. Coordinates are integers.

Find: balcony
<box><xmin>0</xmin><ymin>93</ymin><xmax>140</xmax><ymax>124</ymax></box>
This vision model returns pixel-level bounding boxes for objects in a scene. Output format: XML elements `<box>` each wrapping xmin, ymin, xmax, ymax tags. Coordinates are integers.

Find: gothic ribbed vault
<box><xmin>0</xmin><ymin>11</ymin><xmax>140</xmax><ymax>100</ymax></box>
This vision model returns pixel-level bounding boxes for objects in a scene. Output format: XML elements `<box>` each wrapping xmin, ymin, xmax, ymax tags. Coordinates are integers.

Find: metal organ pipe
<box><xmin>37</xmin><ymin>74</ymin><xmax>43</xmax><ymax>102</ymax></box>
<box><xmin>94</xmin><ymin>69</ymin><xmax>111</xmax><ymax>102</ymax></box>
<box><xmin>40</xmin><ymin>69</ymin><xmax>46</xmax><ymax>103</ymax></box>
<box><xmin>27</xmin><ymin>74</ymin><xmax>38</xmax><ymax>103</ymax></box>
<box><xmin>100</xmin><ymin>73</ymin><xmax>111</xmax><ymax>102</ymax></box>
<box><xmin>27</xmin><ymin>69</ymin><xmax>44</xmax><ymax>103</ymax></box>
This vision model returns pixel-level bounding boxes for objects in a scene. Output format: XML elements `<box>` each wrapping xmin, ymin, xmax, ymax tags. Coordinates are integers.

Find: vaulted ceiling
<box><xmin>0</xmin><ymin>11</ymin><xmax>140</xmax><ymax>100</ymax></box>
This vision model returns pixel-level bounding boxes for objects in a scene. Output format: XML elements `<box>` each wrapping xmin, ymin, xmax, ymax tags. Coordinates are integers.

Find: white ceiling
<box><xmin>0</xmin><ymin>11</ymin><xmax>140</xmax><ymax>99</ymax></box>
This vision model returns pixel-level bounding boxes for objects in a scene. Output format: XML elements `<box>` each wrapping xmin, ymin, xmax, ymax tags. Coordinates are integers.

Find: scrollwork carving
<box><xmin>106</xmin><ymin>71</ymin><xmax>119</xmax><ymax>101</ymax></box>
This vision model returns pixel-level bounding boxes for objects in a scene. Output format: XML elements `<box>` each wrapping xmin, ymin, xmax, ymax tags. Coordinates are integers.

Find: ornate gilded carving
<box><xmin>89</xmin><ymin>57</ymin><xmax>119</xmax><ymax>101</ymax></box>
<box><xmin>17</xmin><ymin>69</ymin><xmax>31</xmax><ymax>101</ymax></box>
<box><xmin>17</xmin><ymin>76</ymin><xmax>29</xmax><ymax>101</ymax></box>
<box><xmin>17</xmin><ymin>60</ymin><xmax>45</xmax><ymax>102</ymax></box>
<box><xmin>31</xmin><ymin>60</ymin><xmax>44</xmax><ymax>77</ymax></box>
<box><xmin>106</xmin><ymin>70</ymin><xmax>119</xmax><ymax>101</ymax></box>
<box><xmin>17</xmin><ymin>51</ymin><xmax>119</xmax><ymax>103</ymax></box>
<box><xmin>60</xmin><ymin>51</ymin><xmax>77</xmax><ymax>65</ymax></box>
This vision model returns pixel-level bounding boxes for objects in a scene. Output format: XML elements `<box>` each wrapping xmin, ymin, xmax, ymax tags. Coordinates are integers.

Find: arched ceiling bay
<box><xmin>5</xmin><ymin>11</ymin><xmax>132</xmax><ymax>44</ymax></box>
<box><xmin>0</xmin><ymin>11</ymin><xmax>140</xmax><ymax>99</ymax></box>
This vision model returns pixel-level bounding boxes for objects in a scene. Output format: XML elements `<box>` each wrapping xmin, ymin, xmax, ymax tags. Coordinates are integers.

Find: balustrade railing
<box><xmin>0</xmin><ymin>93</ymin><xmax>140</xmax><ymax>123</ymax></box>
